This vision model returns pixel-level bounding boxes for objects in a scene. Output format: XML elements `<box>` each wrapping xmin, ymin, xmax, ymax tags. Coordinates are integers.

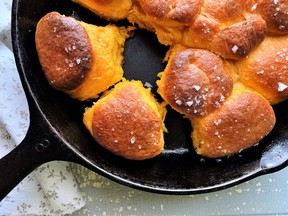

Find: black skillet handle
<box><xmin>0</xmin><ymin>100</ymin><xmax>78</xmax><ymax>201</ymax></box>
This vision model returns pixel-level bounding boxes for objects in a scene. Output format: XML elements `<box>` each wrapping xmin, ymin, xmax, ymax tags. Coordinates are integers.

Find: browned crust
<box><xmin>202</xmin><ymin>0</ymin><xmax>256</xmax><ymax>24</ymax></box>
<box><xmin>257</xmin><ymin>0</ymin><xmax>288</xmax><ymax>35</ymax></box>
<box><xmin>183</xmin><ymin>2</ymin><xmax>268</xmax><ymax>60</ymax></box>
<box><xmin>191</xmin><ymin>92</ymin><xmax>276</xmax><ymax>158</ymax></box>
<box><xmin>137</xmin><ymin>0</ymin><xmax>203</xmax><ymax>26</ymax></box>
<box><xmin>183</xmin><ymin>14</ymin><xmax>221</xmax><ymax>48</ymax></box>
<box><xmin>158</xmin><ymin>48</ymin><xmax>233</xmax><ymax>117</ymax></box>
<box><xmin>35</xmin><ymin>12</ymin><xmax>92</xmax><ymax>91</ymax></box>
<box><xmin>91</xmin><ymin>81</ymin><xmax>165</xmax><ymax>160</ymax></box>
<box><xmin>237</xmin><ymin>36</ymin><xmax>288</xmax><ymax>104</ymax></box>
<box><xmin>211</xmin><ymin>14</ymin><xmax>267</xmax><ymax>59</ymax></box>
<box><xmin>184</xmin><ymin>13</ymin><xmax>267</xmax><ymax>60</ymax></box>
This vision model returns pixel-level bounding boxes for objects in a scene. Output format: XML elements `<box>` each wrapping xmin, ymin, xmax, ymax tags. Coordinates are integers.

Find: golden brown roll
<box><xmin>36</xmin><ymin>3</ymin><xmax>288</xmax><ymax>160</ymax></box>
<box><xmin>70</xmin><ymin>0</ymin><xmax>288</xmax><ymax>60</ymax></box>
<box><xmin>83</xmin><ymin>80</ymin><xmax>167</xmax><ymax>160</ymax></box>
<box><xmin>135</xmin><ymin>0</ymin><xmax>203</xmax><ymax>26</ymax></box>
<box><xmin>256</xmin><ymin>0</ymin><xmax>288</xmax><ymax>35</ymax></box>
<box><xmin>128</xmin><ymin>0</ymin><xmax>203</xmax><ymax>45</ymax></box>
<box><xmin>202</xmin><ymin>0</ymin><xmax>256</xmax><ymax>24</ymax></box>
<box><xmin>35</xmin><ymin>12</ymin><xmax>131</xmax><ymax>101</ymax></box>
<box><xmin>191</xmin><ymin>83</ymin><xmax>276</xmax><ymax>158</ymax></box>
<box><xmin>182</xmin><ymin>0</ymin><xmax>267</xmax><ymax>60</ymax></box>
<box><xmin>236</xmin><ymin>35</ymin><xmax>288</xmax><ymax>104</ymax></box>
<box><xmin>72</xmin><ymin>0</ymin><xmax>132</xmax><ymax>20</ymax></box>
<box><xmin>157</xmin><ymin>46</ymin><xmax>234</xmax><ymax>118</ymax></box>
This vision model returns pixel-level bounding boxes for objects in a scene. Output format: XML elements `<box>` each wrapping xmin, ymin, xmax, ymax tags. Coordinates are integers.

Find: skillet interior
<box><xmin>12</xmin><ymin>0</ymin><xmax>288</xmax><ymax>194</ymax></box>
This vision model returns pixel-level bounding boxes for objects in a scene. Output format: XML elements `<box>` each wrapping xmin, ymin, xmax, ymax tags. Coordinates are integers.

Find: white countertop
<box><xmin>69</xmin><ymin>164</ymin><xmax>288</xmax><ymax>215</ymax></box>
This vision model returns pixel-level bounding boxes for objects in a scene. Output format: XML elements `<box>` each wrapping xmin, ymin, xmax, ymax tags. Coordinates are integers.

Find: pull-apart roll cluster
<box><xmin>35</xmin><ymin>0</ymin><xmax>288</xmax><ymax>159</ymax></box>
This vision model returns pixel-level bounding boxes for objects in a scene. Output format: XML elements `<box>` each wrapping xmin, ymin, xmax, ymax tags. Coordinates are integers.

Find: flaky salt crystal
<box><xmin>175</xmin><ymin>100</ymin><xmax>182</xmax><ymax>105</ymax></box>
<box><xmin>186</xmin><ymin>101</ymin><xmax>193</xmax><ymax>106</ymax></box>
<box><xmin>278</xmin><ymin>82</ymin><xmax>288</xmax><ymax>92</ymax></box>
<box><xmin>193</xmin><ymin>85</ymin><xmax>201</xmax><ymax>91</ymax></box>
<box><xmin>231</xmin><ymin>45</ymin><xmax>239</xmax><ymax>54</ymax></box>
<box><xmin>130</xmin><ymin>136</ymin><xmax>136</xmax><ymax>144</ymax></box>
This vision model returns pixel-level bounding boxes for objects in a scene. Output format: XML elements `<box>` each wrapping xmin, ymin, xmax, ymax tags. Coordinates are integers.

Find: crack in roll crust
<box><xmin>35</xmin><ymin>12</ymin><xmax>92</xmax><ymax>91</ymax></box>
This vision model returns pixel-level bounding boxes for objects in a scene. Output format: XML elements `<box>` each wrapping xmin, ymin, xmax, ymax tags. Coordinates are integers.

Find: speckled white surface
<box><xmin>70</xmin><ymin>163</ymin><xmax>288</xmax><ymax>216</ymax></box>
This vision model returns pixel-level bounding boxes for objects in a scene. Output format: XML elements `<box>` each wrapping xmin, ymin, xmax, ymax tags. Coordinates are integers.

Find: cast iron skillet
<box><xmin>1</xmin><ymin>0</ymin><xmax>288</xmax><ymax>200</ymax></box>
